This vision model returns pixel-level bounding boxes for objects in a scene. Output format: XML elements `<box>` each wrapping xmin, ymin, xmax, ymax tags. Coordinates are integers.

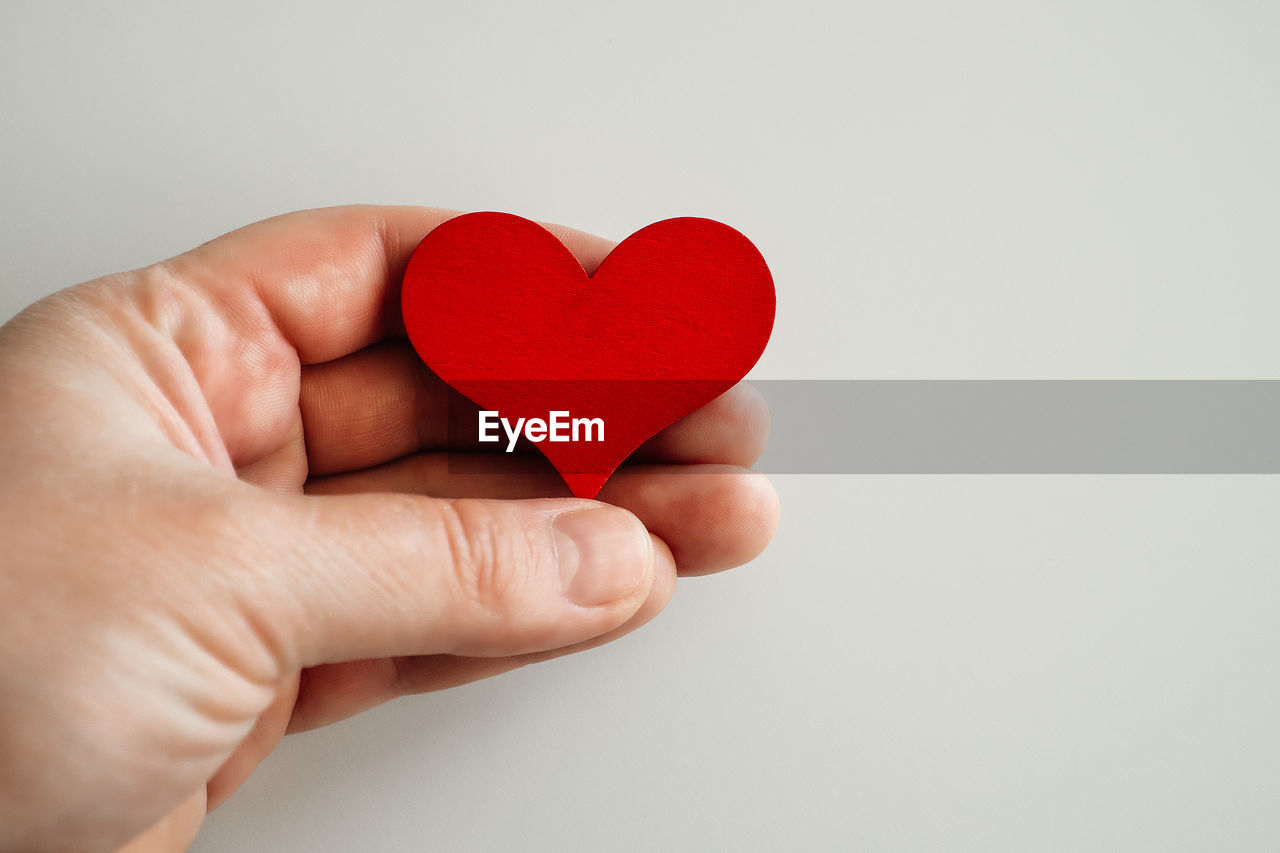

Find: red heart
<box><xmin>401</xmin><ymin>212</ymin><xmax>775</xmax><ymax>498</ymax></box>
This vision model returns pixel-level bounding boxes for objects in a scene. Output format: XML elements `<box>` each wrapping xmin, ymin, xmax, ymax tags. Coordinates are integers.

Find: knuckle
<box><xmin>437</xmin><ymin>500</ymin><xmax>533</xmax><ymax>617</ymax></box>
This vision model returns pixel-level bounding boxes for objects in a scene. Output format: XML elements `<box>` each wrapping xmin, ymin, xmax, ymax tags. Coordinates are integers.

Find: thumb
<box><xmin>234</xmin><ymin>492</ymin><xmax>658</xmax><ymax>669</ymax></box>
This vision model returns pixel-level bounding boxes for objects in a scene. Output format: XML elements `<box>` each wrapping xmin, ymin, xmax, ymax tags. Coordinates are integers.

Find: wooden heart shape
<box><xmin>401</xmin><ymin>212</ymin><xmax>775</xmax><ymax>497</ymax></box>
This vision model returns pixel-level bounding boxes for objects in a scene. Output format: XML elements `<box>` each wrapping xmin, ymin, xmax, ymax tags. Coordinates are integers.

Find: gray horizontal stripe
<box><xmin>755</xmin><ymin>381</ymin><xmax>1280</xmax><ymax>474</ymax></box>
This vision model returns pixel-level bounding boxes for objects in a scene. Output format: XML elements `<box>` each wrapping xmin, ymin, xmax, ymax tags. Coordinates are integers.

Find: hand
<box><xmin>0</xmin><ymin>206</ymin><xmax>778</xmax><ymax>853</ymax></box>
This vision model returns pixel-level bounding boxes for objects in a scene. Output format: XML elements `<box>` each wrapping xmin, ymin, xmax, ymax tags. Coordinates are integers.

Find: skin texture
<box><xmin>0</xmin><ymin>206</ymin><xmax>779</xmax><ymax>853</ymax></box>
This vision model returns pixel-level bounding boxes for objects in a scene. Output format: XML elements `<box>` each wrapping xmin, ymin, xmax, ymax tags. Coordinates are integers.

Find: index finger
<box><xmin>160</xmin><ymin>204</ymin><xmax>618</xmax><ymax>365</ymax></box>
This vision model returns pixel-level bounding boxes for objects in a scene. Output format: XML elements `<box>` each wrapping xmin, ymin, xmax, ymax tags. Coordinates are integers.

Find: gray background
<box><xmin>2</xmin><ymin>1</ymin><xmax>1278</xmax><ymax>851</ymax></box>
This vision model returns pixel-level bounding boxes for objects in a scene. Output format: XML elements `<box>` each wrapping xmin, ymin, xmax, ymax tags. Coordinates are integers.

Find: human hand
<box><xmin>0</xmin><ymin>206</ymin><xmax>778</xmax><ymax>852</ymax></box>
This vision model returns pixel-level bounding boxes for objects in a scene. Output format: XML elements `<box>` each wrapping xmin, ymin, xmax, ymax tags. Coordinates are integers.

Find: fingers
<box><xmin>237</xmin><ymin>489</ymin><xmax>661</xmax><ymax>671</ymax></box>
<box><xmin>299</xmin><ymin>341</ymin><xmax>472</xmax><ymax>475</ymax></box>
<box><xmin>115</xmin><ymin>791</ymin><xmax>206</xmax><ymax>853</ymax></box>
<box><xmin>285</xmin><ymin>536</ymin><xmax>677</xmax><ymax>733</ymax></box>
<box><xmin>299</xmin><ymin>339</ymin><xmax>770</xmax><ymax>475</ymax></box>
<box><xmin>204</xmin><ymin>673</ymin><xmax>300</xmax><ymax>810</ymax></box>
<box><xmin>162</xmin><ymin>205</ymin><xmax>453</xmax><ymax>365</ymax></box>
<box><xmin>306</xmin><ymin>455</ymin><xmax>780</xmax><ymax>576</ymax></box>
<box><xmin>634</xmin><ymin>380</ymin><xmax>770</xmax><ymax>466</ymax></box>
<box><xmin>160</xmin><ymin>205</ymin><xmax>618</xmax><ymax>365</ymax></box>
<box><xmin>602</xmin><ymin>465</ymin><xmax>778</xmax><ymax>576</ymax></box>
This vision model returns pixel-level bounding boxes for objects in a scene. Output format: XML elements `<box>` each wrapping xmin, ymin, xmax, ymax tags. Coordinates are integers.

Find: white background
<box><xmin>2</xmin><ymin>2</ymin><xmax>1278</xmax><ymax>850</ymax></box>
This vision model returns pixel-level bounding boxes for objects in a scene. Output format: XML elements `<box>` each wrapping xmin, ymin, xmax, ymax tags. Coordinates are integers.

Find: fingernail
<box><xmin>552</xmin><ymin>507</ymin><xmax>651</xmax><ymax>606</ymax></box>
